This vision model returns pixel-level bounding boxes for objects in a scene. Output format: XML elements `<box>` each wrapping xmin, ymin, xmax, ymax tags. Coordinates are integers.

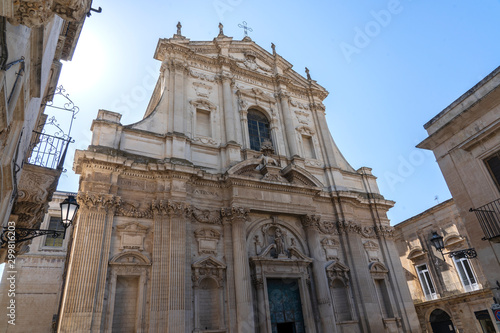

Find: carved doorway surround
<box><xmin>105</xmin><ymin>251</ymin><xmax>151</xmax><ymax>333</ymax></box>
<box><xmin>250</xmin><ymin>251</ymin><xmax>316</xmax><ymax>333</ymax></box>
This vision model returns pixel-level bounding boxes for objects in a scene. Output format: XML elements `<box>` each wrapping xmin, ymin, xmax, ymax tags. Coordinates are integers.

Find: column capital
<box><xmin>275</xmin><ymin>90</ymin><xmax>290</xmax><ymax>101</ymax></box>
<box><xmin>221</xmin><ymin>206</ymin><xmax>249</xmax><ymax>223</ymax></box>
<box><xmin>151</xmin><ymin>199</ymin><xmax>191</xmax><ymax>217</ymax></box>
<box><xmin>77</xmin><ymin>192</ymin><xmax>120</xmax><ymax>212</ymax></box>
<box><xmin>300</xmin><ymin>214</ymin><xmax>320</xmax><ymax>231</ymax></box>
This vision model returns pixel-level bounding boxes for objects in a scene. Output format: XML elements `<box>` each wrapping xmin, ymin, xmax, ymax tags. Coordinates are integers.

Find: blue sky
<box><xmin>55</xmin><ymin>0</ymin><xmax>500</xmax><ymax>224</ymax></box>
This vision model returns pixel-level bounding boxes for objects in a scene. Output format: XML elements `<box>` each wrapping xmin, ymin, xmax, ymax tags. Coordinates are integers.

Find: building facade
<box><xmin>0</xmin><ymin>191</ymin><xmax>75</xmax><ymax>333</ymax></box>
<box><xmin>394</xmin><ymin>199</ymin><xmax>496</xmax><ymax>333</ymax></box>
<box><xmin>0</xmin><ymin>0</ymin><xmax>90</xmax><ymax>260</ymax></box>
<box><xmin>418</xmin><ymin>66</ymin><xmax>500</xmax><ymax>308</ymax></box>
<box><xmin>59</xmin><ymin>25</ymin><xmax>420</xmax><ymax>332</ymax></box>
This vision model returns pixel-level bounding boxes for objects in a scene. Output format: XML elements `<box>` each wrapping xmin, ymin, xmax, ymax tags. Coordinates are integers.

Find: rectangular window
<box><xmin>416</xmin><ymin>264</ymin><xmax>438</xmax><ymax>301</ymax></box>
<box><xmin>475</xmin><ymin>310</ymin><xmax>496</xmax><ymax>333</ymax></box>
<box><xmin>196</xmin><ymin>109</ymin><xmax>211</xmax><ymax>137</ymax></box>
<box><xmin>485</xmin><ymin>151</ymin><xmax>500</xmax><ymax>190</ymax></box>
<box><xmin>302</xmin><ymin>136</ymin><xmax>316</xmax><ymax>159</ymax></box>
<box><xmin>453</xmin><ymin>254</ymin><xmax>479</xmax><ymax>292</ymax></box>
<box><xmin>44</xmin><ymin>216</ymin><xmax>64</xmax><ymax>247</ymax></box>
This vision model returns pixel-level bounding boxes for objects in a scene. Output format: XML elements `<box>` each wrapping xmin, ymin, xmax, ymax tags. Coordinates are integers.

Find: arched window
<box><xmin>247</xmin><ymin>109</ymin><xmax>272</xmax><ymax>151</ymax></box>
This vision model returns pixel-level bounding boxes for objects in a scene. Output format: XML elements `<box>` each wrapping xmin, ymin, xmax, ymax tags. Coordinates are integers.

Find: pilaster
<box><xmin>59</xmin><ymin>192</ymin><xmax>119</xmax><ymax>332</ymax></box>
<box><xmin>277</xmin><ymin>90</ymin><xmax>299</xmax><ymax>157</ymax></box>
<box><xmin>301</xmin><ymin>215</ymin><xmax>338</xmax><ymax>333</ymax></box>
<box><xmin>222</xmin><ymin>206</ymin><xmax>255</xmax><ymax>332</ymax></box>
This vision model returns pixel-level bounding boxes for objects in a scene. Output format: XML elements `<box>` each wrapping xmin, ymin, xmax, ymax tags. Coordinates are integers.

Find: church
<box><xmin>58</xmin><ymin>23</ymin><xmax>420</xmax><ymax>332</ymax></box>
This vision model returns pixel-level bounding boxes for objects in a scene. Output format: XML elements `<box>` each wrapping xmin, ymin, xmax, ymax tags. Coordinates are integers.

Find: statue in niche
<box><xmin>274</xmin><ymin>228</ymin><xmax>285</xmax><ymax>256</ymax></box>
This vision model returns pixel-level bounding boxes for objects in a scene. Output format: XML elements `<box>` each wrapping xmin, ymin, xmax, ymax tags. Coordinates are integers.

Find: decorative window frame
<box><xmin>326</xmin><ymin>260</ymin><xmax>356</xmax><ymax>323</ymax></box>
<box><xmin>105</xmin><ymin>251</ymin><xmax>151</xmax><ymax>332</ymax></box>
<box><xmin>189</xmin><ymin>99</ymin><xmax>218</xmax><ymax>145</ymax></box>
<box><xmin>192</xmin><ymin>256</ymin><xmax>227</xmax><ymax>332</ymax></box>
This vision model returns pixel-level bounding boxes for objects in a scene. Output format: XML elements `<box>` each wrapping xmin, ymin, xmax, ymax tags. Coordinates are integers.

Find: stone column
<box><xmin>301</xmin><ymin>215</ymin><xmax>338</xmax><ymax>333</ymax></box>
<box><xmin>59</xmin><ymin>193</ymin><xmax>118</xmax><ymax>333</ymax></box>
<box><xmin>253</xmin><ymin>277</ymin><xmax>268</xmax><ymax>333</ymax></box>
<box><xmin>277</xmin><ymin>91</ymin><xmax>299</xmax><ymax>157</ymax></box>
<box><xmin>221</xmin><ymin>73</ymin><xmax>236</xmax><ymax>143</ymax></box>
<box><xmin>222</xmin><ymin>207</ymin><xmax>255</xmax><ymax>332</ymax></box>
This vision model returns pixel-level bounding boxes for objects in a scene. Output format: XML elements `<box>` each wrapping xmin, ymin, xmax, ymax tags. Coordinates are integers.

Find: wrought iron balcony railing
<box><xmin>470</xmin><ymin>198</ymin><xmax>500</xmax><ymax>242</ymax></box>
<box><xmin>26</xmin><ymin>131</ymin><xmax>72</xmax><ymax>170</ymax></box>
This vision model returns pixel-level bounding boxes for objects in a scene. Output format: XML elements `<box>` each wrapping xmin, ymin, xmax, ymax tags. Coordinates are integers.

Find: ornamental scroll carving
<box><xmin>77</xmin><ymin>192</ymin><xmax>120</xmax><ymax>211</ymax></box>
<box><xmin>116</xmin><ymin>222</ymin><xmax>149</xmax><ymax>251</ymax></box>
<box><xmin>151</xmin><ymin>200</ymin><xmax>191</xmax><ymax>217</ymax></box>
<box><xmin>116</xmin><ymin>201</ymin><xmax>153</xmax><ymax>219</ymax></box>
<box><xmin>192</xmin><ymin>207</ymin><xmax>222</xmax><ymax>225</ymax></box>
<box><xmin>326</xmin><ymin>261</ymin><xmax>350</xmax><ymax>286</ymax></box>
<box><xmin>221</xmin><ymin>206</ymin><xmax>249</xmax><ymax>222</ymax></box>
<box><xmin>8</xmin><ymin>0</ymin><xmax>90</xmax><ymax>28</ymax></box>
<box><xmin>301</xmin><ymin>215</ymin><xmax>394</xmax><ymax>239</ymax></box>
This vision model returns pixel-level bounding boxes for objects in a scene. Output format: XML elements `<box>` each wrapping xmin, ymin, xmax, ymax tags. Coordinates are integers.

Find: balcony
<box><xmin>470</xmin><ymin>198</ymin><xmax>500</xmax><ymax>242</ymax></box>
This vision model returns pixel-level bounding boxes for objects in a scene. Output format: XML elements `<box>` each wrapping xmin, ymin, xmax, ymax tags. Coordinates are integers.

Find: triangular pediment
<box><xmin>192</xmin><ymin>256</ymin><xmax>226</xmax><ymax>269</ymax></box>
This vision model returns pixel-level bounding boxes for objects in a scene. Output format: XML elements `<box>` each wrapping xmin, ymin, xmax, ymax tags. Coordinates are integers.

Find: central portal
<box><xmin>267</xmin><ymin>278</ymin><xmax>305</xmax><ymax>333</ymax></box>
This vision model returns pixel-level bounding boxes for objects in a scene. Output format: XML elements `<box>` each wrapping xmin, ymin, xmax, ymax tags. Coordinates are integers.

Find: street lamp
<box><xmin>429</xmin><ymin>231</ymin><xmax>477</xmax><ymax>260</ymax></box>
<box><xmin>0</xmin><ymin>195</ymin><xmax>79</xmax><ymax>245</ymax></box>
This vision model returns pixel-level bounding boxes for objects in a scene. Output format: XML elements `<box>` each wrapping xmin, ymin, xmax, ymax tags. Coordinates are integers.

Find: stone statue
<box><xmin>274</xmin><ymin>228</ymin><xmax>285</xmax><ymax>255</ymax></box>
<box><xmin>218</xmin><ymin>22</ymin><xmax>224</xmax><ymax>36</ymax></box>
<box><xmin>271</xmin><ymin>42</ymin><xmax>276</xmax><ymax>55</ymax></box>
<box><xmin>176</xmin><ymin>21</ymin><xmax>182</xmax><ymax>35</ymax></box>
<box><xmin>256</xmin><ymin>140</ymin><xmax>278</xmax><ymax>170</ymax></box>
<box><xmin>305</xmin><ymin>67</ymin><xmax>311</xmax><ymax>80</ymax></box>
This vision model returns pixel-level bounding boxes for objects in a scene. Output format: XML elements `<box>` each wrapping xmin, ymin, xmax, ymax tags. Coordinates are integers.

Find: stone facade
<box><xmin>418</xmin><ymin>66</ymin><xmax>500</xmax><ymax>307</ymax></box>
<box><xmin>59</xmin><ymin>25</ymin><xmax>420</xmax><ymax>332</ymax></box>
<box><xmin>394</xmin><ymin>199</ymin><xmax>496</xmax><ymax>332</ymax></box>
<box><xmin>0</xmin><ymin>191</ymin><xmax>75</xmax><ymax>332</ymax></box>
<box><xmin>0</xmin><ymin>0</ymin><xmax>90</xmax><ymax>260</ymax></box>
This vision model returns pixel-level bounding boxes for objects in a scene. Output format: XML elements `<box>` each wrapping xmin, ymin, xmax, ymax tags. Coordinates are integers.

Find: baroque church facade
<box><xmin>59</xmin><ymin>24</ymin><xmax>419</xmax><ymax>332</ymax></box>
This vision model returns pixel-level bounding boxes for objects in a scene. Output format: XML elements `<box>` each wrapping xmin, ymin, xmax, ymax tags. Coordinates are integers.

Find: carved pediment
<box><xmin>369</xmin><ymin>261</ymin><xmax>389</xmax><ymax>279</ymax></box>
<box><xmin>236</xmin><ymin>87</ymin><xmax>275</xmax><ymax>104</ymax></box>
<box><xmin>192</xmin><ymin>256</ymin><xmax>226</xmax><ymax>287</ymax></box>
<box><xmin>110</xmin><ymin>251</ymin><xmax>151</xmax><ymax>266</ymax></box>
<box><xmin>326</xmin><ymin>260</ymin><xmax>350</xmax><ymax>285</ymax></box>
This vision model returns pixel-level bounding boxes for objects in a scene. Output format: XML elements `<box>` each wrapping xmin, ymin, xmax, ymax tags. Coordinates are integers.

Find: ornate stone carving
<box><xmin>363</xmin><ymin>240</ymin><xmax>380</xmax><ymax>262</ymax></box>
<box><xmin>321</xmin><ymin>238</ymin><xmax>340</xmax><ymax>260</ymax></box>
<box><xmin>290</xmin><ymin>100</ymin><xmax>310</xmax><ymax>110</ymax></box>
<box><xmin>9</xmin><ymin>0</ymin><xmax>90</xmax><ymax>28</ymax></box>
<box><xmin>189</xmin><ymin>98</ymin><xmax>216</xmax><ymax>111</ymax></box>
<box><xmin>116</xmin><ymin>201</ymin><xmax>153</xmax><ymax>219</ymax></box>
<box><xmin>191</xmin><ymin>256</ymin><xmax>226</xmax><ymax>288</ymax></box>
<box><xmin>192</xmin><ymin>207</ymin><xmax>222</xmax><ymax>225</ymax></box>
<box><xmin>300</xmin><ymin>214</ymin><xmax>320</xmax><ymax>231</ymax></box>
<box><xmin>192</xmin><ymin>81</ymin><xmax>213</xmax><ymax>98</ymax></box>
<box><xmin>77</xmin><ymin>192</ymin><xmax>119</xmax><ymax>211</ymax></box>
<box><xmin>326</xmin><ymin>260</ymin><xmax>350</xmax><ymax>285</ymax></box>
<box><xmin>188</xmin><ymin>70</ymin><xmax>215</xmax><ymax>82</ymax></box>
<box><xmin>151</xmin><ymin>200</ymin><xmax>191</xmax><ymax>217</ymax></box>
<box><xmin>194</xmin><ymin>228</ymin><xmax>221</xmax><ymax>255</ymax></box>
<box><xmin>296</xmin><ymin>125</ymin><xmax>315</xmax><ymax>136</ymax></box>
<box><xmin>221</xmin><ymin>206</ymin><xmax>249</xmax><ymax>221</ymax></box>
<box><xmin>116</xmin><ymin>222</ymin><xmax>149</xmax><ymax>250</ymax></box>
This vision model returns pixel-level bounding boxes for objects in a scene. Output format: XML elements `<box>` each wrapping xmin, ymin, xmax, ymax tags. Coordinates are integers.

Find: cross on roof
<box><xmin>238</xmin><ymin>21</ymin><xmax>253</xmax><ymax>37</ymax></box>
